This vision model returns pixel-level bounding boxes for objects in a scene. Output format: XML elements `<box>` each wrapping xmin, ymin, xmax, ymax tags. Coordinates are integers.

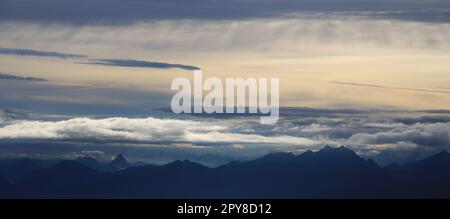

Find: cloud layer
<box><xmin>1</xmin><ymin>108</ymin><xmax>450</xmax><ymax>165</ymax></box>
<box><xmin>0</xmin><ymin>116</ymin><xmax>316</xmax><ymax>146</ymax></box>
<box><xmin>348</xmin><ymin>122</ymin><xmax>450</xmax><ymax>147</ymax></box>
<box><xmin>0</xmin><ymin>0</ymin><xmax>448</xmax><ymax>24</ymax></box>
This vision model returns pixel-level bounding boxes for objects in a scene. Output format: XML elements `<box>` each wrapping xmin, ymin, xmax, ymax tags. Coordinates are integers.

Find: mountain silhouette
<box><xmin>385</xmin><ymin>150</ymin><xmax>450</xmax><ymax>197</ymax></box>
<box><xmin>214</xmin><ymin>146</ymin><xmax>386</xmax><ymax>198</ymax></box>
<box><xmin>11</xmin><ymin>160</ymin><xmax>101</xmax><ymax>197</ymax></box>
<box><xmin>2</xmin><ymin>146</ymin><xmax>450</xmax><ymax>198</ymax></box>
<box><xmin>0</xmin><ymin>157</ymin><xmax>53</xmax><ymax>182</ymax></box>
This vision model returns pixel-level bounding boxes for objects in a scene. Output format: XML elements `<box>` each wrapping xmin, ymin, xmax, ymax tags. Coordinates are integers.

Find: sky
<box><xmin>0</xmin><ymin>0</ymin><xmax>450</xmax><ymax>166</ymax></box>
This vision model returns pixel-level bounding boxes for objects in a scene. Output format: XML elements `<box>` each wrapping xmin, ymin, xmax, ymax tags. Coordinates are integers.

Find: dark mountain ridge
<box><xmin>1</xmin><ymin>146</ymin><xmax>449</xmax><ymax>198</ymax></box>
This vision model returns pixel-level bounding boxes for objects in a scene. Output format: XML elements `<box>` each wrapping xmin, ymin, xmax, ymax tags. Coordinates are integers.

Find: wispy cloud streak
<box><xmin>0</xmin><ymin>47</ymin><xmax>200</xmax><ymax>71</ymax></box>
<box><xmin>331</xmin><ymin>81</ymin><xmax>450</xmax><ymax>94</ymax></box>
<box><xmin>0</xmin><ymin>47</ymin><xmax>86</xmax><ymax>59</ymax></box>
<box><xmin>84</xmin><ymin>59</ymin><xmax>200</xmax><ymax>71</ymax></box>
<box><xmin>0</xmin><ymin>73</ymin><xmax>46</xmax><ymax>82</ymax></box>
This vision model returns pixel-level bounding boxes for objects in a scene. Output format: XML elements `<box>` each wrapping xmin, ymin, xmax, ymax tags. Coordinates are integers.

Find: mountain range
<box><xmin>1</xmin><ymin>146</ymin><xmax>450</xmax><ymax>198</ymax></box>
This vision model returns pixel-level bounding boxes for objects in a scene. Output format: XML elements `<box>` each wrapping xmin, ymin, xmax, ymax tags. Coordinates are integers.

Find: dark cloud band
<box><xmin>0</xmin><ymin>47</ymin><xmax>86</xmax><ymax>59</ymax></box>
<box><xmin>85</xmin><ymin>59</ymin><xmax>200</xmax><ymax>71</ymax></box>
<box><xmin>0</xmin><ymin>73</ymin><xmax>46</xmax><ymax>82</ymax></box>
<box><xmin>0</xmin><ymin>47</ymin><xmax>199</xmax><ymax>71</ymax></box>
<box><xmin>0</xmin><ymin>0</ymin><xmax>448</xmax><ymax>24</ymax></box>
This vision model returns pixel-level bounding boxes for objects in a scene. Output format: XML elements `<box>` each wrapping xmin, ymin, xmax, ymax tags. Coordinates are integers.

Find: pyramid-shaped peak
<box><xmin>111</xmin><ymin>154</ymin><xmax>129</xmax><ymax>166</ymax></box>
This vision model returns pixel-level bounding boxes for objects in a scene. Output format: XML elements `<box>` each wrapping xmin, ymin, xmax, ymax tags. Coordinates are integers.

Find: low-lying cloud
<box><xmin>348</xmin><ymin>122</ymin><xmax>450</xmax><ymax>147</ymax></box>
<box><xmin>2</xmin><ymin>110</ymin><xmax>450</xmax><ymax>151</ymax></box>
<box><xmin>0</xmin><ymin>116</ymin><xmax>315</xmax><ymax>146</ymax></box>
